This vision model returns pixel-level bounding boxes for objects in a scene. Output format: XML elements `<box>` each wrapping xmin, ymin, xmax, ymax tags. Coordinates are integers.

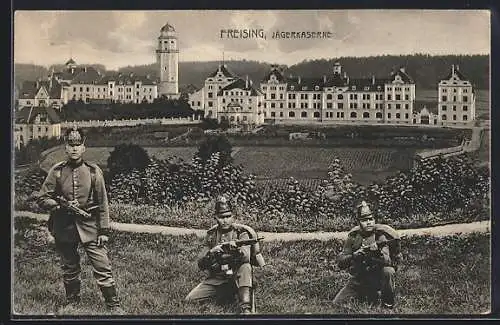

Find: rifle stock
<box><xmin>220</xmin><ymin>237</ymin><xmax>265</xmax><ymax>248</ymax></box>
<box><xmin>48</xmin><ymin>193</ymin><xmax>98</xmax><ymax>219</ymax></box>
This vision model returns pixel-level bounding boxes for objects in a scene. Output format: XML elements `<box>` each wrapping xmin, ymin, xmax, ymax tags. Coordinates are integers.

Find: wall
<box><xmin>60</xmin><ymin>116</ymin><xmax>201</xmax><ymax>128</ymax></box>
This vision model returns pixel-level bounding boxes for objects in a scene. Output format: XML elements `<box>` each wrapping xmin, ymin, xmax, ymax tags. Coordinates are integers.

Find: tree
<box><xmin>107</xmin><ymin>144</ymin><xmax>151</xmax><ymax>177</ymax></box>
<box><xmin>196</xmin><ymin>134</ymin><xmax>233</xmax><ymax>166</ymax></box>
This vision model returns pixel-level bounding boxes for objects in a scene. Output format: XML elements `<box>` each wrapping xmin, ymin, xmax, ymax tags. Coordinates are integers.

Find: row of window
<box><xmin>264</xmin><ymin>111</ymin><xmax>412</xmax><ymax>119</ymax></box>
<box><xmin>18</xmin><ymin>126</ymin><xmax>50</xmax><ymax>132</ymax></box>
<box><xmin>441</xmin><ymin>96</ymin><xmax>469</xmax><ymax>102</ymax></box>
<box><xmin>72</xmin><ymin>86</ymin><xmax>154</xmax><ymax>93</ymax></box>
<box><xmin>441</xmin><ymin>105</ymin><xmax>469</xmax><ymax>111</ymax></box>
<box><xmin>262</xmin><ymin>111</ymin><xmax>470</xmax><ymax>121</ymax></box>
<box><xmin>442</xmin><ymin>88</ymin><xmax>469</xmax><ymax>93</ymax></box>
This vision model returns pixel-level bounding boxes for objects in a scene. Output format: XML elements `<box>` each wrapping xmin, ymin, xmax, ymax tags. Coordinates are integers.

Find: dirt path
<box><xmin>14</xmin><ymin>211</ymin><xmax>490</xmax><ymax>242</ymax></box>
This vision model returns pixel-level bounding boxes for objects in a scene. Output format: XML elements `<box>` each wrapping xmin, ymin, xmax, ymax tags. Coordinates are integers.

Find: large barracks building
<box><xmin>17</xmin><ymin>23</ymin><xmax>475</xmax><ymax>127</ymax></box>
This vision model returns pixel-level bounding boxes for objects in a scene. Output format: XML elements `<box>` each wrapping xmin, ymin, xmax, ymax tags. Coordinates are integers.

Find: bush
<box><xmin>196</xmin><ymin>134</ymin><xmax>233</xmax><ymax>166</ymax></box>
<box><xmin>107</xmin><ymin>143</ymin><xmax>151</xmax><ymax>178</ymax></box>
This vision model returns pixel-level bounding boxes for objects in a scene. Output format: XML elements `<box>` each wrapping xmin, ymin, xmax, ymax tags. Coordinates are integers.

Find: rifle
<box><xmin>48</xmin><ymin>192</ymin><xmax>99</xmax><ymax>219</ymax></box>
<box><xmin>219</xmin><ymin>237</ymin><xmax>265</xmax><ymax>250</ymax></box>
<box><xmin>215</xmin><ymin>237</ymin><xmax>264</xmax><ymax>275</ymax></box>
<box><xmin>354</xmin><ymin>236</ymin><xmax>405</xmax><ymax>271</ymax></box>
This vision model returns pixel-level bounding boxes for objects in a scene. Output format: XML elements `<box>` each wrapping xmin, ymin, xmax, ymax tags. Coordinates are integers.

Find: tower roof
<box><xmin>65</xmin><ymin>58</ymin><xmax>76</xmax><ymax>66</ymax></box>
<box><xmin>161</xmin><ymin>22</ymin><xmax>175</xmax><ymax>32</ymax></box>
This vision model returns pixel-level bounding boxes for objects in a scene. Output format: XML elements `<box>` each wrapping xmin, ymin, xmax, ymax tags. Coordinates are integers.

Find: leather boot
<box><xmin>238</xmin><ymin>286</ymin><xmax>252</xmax><ymax>314</ymax></box>
<box><xmin>100</xmin><ymin>285</ymin><xmax>124</xmax><ymax>314</ymax></box>
<box><xmin>63</xmin><ymin>280</ymin><xmax>81</xmax><ymax>306</ymax></box>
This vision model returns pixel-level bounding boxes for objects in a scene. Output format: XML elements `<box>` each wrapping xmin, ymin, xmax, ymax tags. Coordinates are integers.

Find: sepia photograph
<box><xmin>12</xmin><ymin>9</ymin><xmax>491</xmax><ymax>317</ymax></box>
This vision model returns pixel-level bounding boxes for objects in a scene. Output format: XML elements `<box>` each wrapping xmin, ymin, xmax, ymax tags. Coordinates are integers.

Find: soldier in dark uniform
<box><xmin>185</xmin><ymin>196</ymin><xmax>260</xmax><ymax>314</ymax></box>
<box><xmin>333</xmin><ymin>201</ymin><xmax>402</xmax><ymax>309</ymax></box>
<box><xmin>36</xmin><ymin>126</ymin><xmax>123</xmax><ymax>314</ymax></box>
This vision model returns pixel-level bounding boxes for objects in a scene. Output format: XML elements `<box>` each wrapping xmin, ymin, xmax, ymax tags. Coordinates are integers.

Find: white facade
<box><xmin>438</xmin><ymin>65</ymin><xmax>476</xmax><ymax>126</ymax></box>
<box><xmin>156</xmin><ymin>23</ymin><xmax>179</xmax><ymax>98</ymax></box>
<box><xmin>14</xmin><ymin>106</ymin><xmax>61</xmax><ymax>149</ymax></box>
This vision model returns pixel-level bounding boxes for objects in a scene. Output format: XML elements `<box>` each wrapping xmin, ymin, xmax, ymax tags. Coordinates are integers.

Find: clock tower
<box><xmin>156</xmin><ymin>22</ymin><xmax>179</xmax><ymax>98</ymax></box>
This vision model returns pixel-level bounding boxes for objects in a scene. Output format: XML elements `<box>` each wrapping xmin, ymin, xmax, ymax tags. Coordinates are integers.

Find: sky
<box><xmin>14</xmin><ymin>10</ymin><xmax>490</xmax><ymax>71</ymax></box>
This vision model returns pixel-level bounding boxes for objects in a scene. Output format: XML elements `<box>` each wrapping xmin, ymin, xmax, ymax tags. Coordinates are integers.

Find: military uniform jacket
<box><xmin>38</xmin><ymin>159</ymin><xmax>110</xmax><ymax>243</ymax></box>
<box><xmin>337</xmin><ymin>224</ymin><xmax>400</xmax><ymax>277</ymax></box>
<box><xmin>198</xmin><ymin>223</ymin><xmax>252</xmax><ymax>279</ymax></box>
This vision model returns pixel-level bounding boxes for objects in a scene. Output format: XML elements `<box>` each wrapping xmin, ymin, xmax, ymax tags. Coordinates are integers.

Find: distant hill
<box><xmin>14</xmin><ymin>54</ymin><xmax>489</xmax><ymax>95</ymax></box>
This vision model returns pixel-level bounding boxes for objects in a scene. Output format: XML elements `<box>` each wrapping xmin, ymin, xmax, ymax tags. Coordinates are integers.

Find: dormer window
<box><xmin>302</xmin><ymin>86</ymin><xmax>307</xmax><ymax>91</ymax></box>
<box><xmin>351</xmin><ymin>86</ymin><xmax>356</xmax><ymax>90</ymax></box>
<box><xmin>364</xmin><ymin>87</ymin><xmax>369</xmax><ymax>91</ymax></box>
<box><xmin>314</xmin><ymin>86</ymin><xmax>319</xmax><ymax>91</ymax></box>
<box><xmin>290</xmin><ymin>86</ymin><xmax>294</xmax><ymax>90</ymax></box>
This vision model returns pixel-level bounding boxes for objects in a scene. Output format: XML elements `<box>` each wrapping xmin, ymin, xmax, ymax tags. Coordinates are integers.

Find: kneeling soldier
<box><xmin>333</xmin><ymin>201</ymin><xmax>402</xmax><ymax>309</ymax></box>
<box><xmin>185</xmin><ymin>196</ymin><xmax>264</xmax><ymax>314</ymax></box>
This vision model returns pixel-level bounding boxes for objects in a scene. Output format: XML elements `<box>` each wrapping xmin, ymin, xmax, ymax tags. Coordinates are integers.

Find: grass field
<box><xmin>233</xmin><ymin>147</ymin><xmax>415</xmax><ymax>185</ymax></box>
<box><xmin>41</xmin><ymin>146</ymin><xmax>415</xmax><ymax>186</ymax></box>
<box><xmin>40</xmin><ymin>147</ymin><xmax>199</xmax><ymax>171</ymax></box>
<box><xmin>13</xmin><ymin>217</ymin><xmax>490</xmax><ymax>316</ymax></box>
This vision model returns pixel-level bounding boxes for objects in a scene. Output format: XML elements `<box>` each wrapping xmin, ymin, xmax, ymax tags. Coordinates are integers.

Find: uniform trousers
<box><xmin>185</xmin><ymin>263</ymin><xmax>252</xmax><ymax>301</ymax></box>
<box><xmin>333</xmin><ymin>266</ymin><xmax>395</xmax><ymax>305</ymax></box>
<box><xmin>55</xmin><ymin>239</ymin><xmax>116</xmax><ymax>288</ymax></box>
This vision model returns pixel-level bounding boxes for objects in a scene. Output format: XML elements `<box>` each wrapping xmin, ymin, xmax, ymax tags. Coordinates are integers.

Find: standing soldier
<box><xmin>35</xmin><ymin>126</ymin><xmax>123</xmax><ymax>314</ymax></box>
<box><xmin>333</xmin><ymin>201</ymin><xmax>402</xmax><ymax>309</ymax></box>
<box><xmin>185</xmin><ymin>196</ymin><xmax>265</xmax><ymax>314</ymax></box>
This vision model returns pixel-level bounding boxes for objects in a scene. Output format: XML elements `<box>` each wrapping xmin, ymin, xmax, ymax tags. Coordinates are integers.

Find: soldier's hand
<box><xmin>97</xmin><ymin>235</ymin><xmax>109</xmax><ymax>247</ymax></box>
<box><xmin>353</xmin><ymin>247</ymin><xmax>367</xmax><ymax>257</ymax></box>
<box><xmin>44</xmin><ymin>199</ymin><xmax>60</xmax><ymax>211</ymax></box>
<box><xmin>368</xmin><ymin>242</ymin><xmax>378</xmax><ymax>251</ymax></box>
<box><xmin>68</xmin><ymin>199</ymin><xmax>80</xmax><ymax>208</ymax></box>
<box><xmin>210</xmin><ymin>245</ymin><xmax>224</xmax><ymax>254</ymax></box>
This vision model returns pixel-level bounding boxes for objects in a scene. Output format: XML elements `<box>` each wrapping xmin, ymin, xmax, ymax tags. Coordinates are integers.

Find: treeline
<box><xmin>15</xmin><ymin>54</ymin><xmax>489</xmax><ymax>93</ymax></box>
<box><xmin>115</xmin><ymin>54</ymin><xmax>490</xmax><ymax>90</ymax></box>
<box><xmin>59</xmin><ymin>98</ymin><xmax>200</xmax><ymax>121</ymax></box>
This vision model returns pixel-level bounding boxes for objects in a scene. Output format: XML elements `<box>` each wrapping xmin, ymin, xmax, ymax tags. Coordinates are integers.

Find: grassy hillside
<box><xmin>13</xmin><ymin>217</ymin><xmax>490</xmax><ymax>316</ymax></box>
<box><xmin>41</xmin><ymin>146</ymin><xmax>414</xmax><ymax>186</ymax></box>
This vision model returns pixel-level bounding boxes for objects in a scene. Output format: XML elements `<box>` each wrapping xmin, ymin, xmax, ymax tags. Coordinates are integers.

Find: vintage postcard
<box><xmin>12</xmin><ymin>10</ymin><xmax>491</xmax><ymax>317</ymax></box>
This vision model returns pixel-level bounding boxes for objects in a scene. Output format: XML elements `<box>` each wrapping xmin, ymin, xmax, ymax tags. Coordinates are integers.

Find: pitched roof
<box><xmin>15</xmin><ymin>106</ymin><xmax>61</xmax><ymax>124</ymax></box>
<box><xmin>207</xmin><ymin>64</ymin><xmax>237</xmax><ymax>78</ymax></box>
<box><xmin>262</xmin><ymin>67</ymin><xmax>286</xmax><ymax>83</ymax></box>
<box><xmin>65</xmin><ymin>58</ymin><xmax>76</xmax><ymax>65</ymax></box>
<box><xmin>389</xmin><ymin>68</ymin><xmax>414</xmax><ymax>83</ymax></box>
<box><xmin>286</xmin><ymin>77</ymin><xmax>325</xmax><ymax>91</ymax></box>
<box><xmin>71</xmin><ymin>67</ymin><xmax>102</xmax><ymax>84</ymax></box>
<box><xmin>19</xmin><ymin>81</ymin><xmax>38</xmax><ymax>99</ymax></box>
<box><xmin>345</xmin><ymin>77</ymin><xmax>387</xmax><ymax>91</ymax></box>
<box><xmin>217</xmin><ymin>78</ymin><xmax>261</xmax><ymax>96</ymax></box>
<box><xmin>441</xmin><ymin>65</ymin><xmax>468</xmax><ymax>81</ymax></box>
<box><xmin>97</xmin><ymin>73</ymin><xmax>157</xmax><ymax>85</ymax></box>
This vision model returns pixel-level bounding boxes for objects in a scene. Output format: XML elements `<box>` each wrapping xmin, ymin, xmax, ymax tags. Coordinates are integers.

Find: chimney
<box><xmin>347</xmin><ymin>76</ymin><xmax>350</xmax><ymax>84</ymax></box>
<box><xmin>84</xmin><ymin>67</ymin><xmax>87</xmax><ymax>72</ymax></box>
<box><xmin>400</xmin><ymin>67</ymin><xmax>405</xmax><ymax>73</ymax></box>
<box><xmin>372</xmin><ymin>75</ymin><xmax>375</xmax><ymax>85</ymax></box>
<box><xmin>456</xmin><ymin>64</ymin><xmax>460</xmax><ymax>71</ymax></box>
<box><xmin>323</xmin><ymin>75</ymin><xmax>327</xmax><ymax>83</ymax></box>
<box><xmin>298</xmin><ymin>76</ymin><xmax>301</xmax><ymax>84</ymax></box>
<box><xmin>245</xmin><ymin>75</ymin><xmax>249</xmax><ymax>88</ymax></box>
<box><xmin>452</xmin><ymin>64</ymin><xmax>455</xmax><ymax>74</ymax></box>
